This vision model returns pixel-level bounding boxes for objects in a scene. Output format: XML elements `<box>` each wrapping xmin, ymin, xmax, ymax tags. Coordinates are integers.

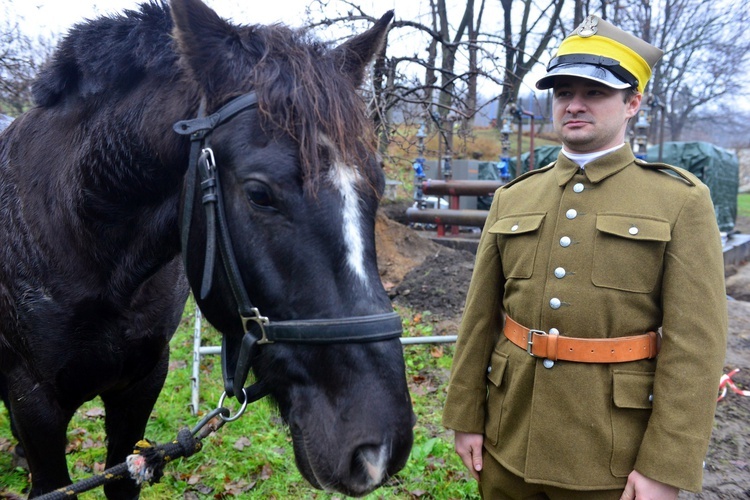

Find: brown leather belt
<box><xmin>503</xmin><ymin>315</ymin><xmax>660</xmax><ymax>363</ymax></box>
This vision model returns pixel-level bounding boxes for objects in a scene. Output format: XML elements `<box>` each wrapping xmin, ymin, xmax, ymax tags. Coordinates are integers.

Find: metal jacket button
<box><xmin>566</xmin><ymin>209</ymin><xmax>577</xmax><ymax>219</ymax></box>
<box><xmin>629</xmin><ymin>226</ymin><xmax>639</xmax><ymax>235</ymax></box>
<box><xmin>560</xmin><ymin>236</ymin><xmax>571</xmax><ymax>247</ymax></box>
<box><xmin>573</xmin><ymin>183</ymin><xmax>584</xmax><ymax>193</ymax></box>
<box><xmin>549</xmin><ymin>298</ymin><xmax>561</xmax><ymax>309</ymax></box>
<box><xmin>554</xmin><ymin>267</ymin><xmax>566</xmax><ymax>279</ymax></box>
<box><xmin>511</xmin><ymin>224</ymin><xmax>519</xmax><ymax>232</ymax></box>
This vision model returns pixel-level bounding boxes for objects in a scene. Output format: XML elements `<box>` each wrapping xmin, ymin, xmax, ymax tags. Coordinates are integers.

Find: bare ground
<box><xmin>377</xmin><ymin>202</ymin><xmax>750</xmax><ymax>499</ymax></box>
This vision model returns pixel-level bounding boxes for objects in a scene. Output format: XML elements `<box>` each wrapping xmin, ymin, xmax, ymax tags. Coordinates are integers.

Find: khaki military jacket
<box><xmin>442</xmin><ymin>144</ymin><xmax>727</xmax><ymax>492</ymax></box>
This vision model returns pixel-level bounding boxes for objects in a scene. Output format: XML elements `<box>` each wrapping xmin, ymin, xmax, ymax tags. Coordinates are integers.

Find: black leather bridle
<box><xmin>173</xmin><ymin>92</ymin><xmax>403</xmax><ymax>403</ymax></box>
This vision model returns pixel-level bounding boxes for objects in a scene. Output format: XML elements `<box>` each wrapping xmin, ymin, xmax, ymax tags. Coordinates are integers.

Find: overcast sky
<box><xmin>6</xmin><ymin>0</ymin><xmax>328</xmax><ymax>35</ymax></box>
<box><xmin>0</xmin><ymin>0</ymin><xmax>422</xmax><ymax>34</ymax></box>
<box><xmin>2</xmin><ymin>0</ymin><xmax>537</xmax><ymax>110</ymax></box>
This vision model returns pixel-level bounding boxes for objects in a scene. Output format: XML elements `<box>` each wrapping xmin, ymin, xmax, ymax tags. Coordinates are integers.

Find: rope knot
<box><xmin>126</xmin><ymin>429</ymin><xmax>201</xmax><ymax>485</ymax></box>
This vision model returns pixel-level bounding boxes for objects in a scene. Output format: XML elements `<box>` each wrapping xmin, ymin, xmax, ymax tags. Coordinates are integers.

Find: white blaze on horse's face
<box><xmin>328</xmin><ymin>161</ymin><xmax>368</xmax><ymax>285</ymax></box>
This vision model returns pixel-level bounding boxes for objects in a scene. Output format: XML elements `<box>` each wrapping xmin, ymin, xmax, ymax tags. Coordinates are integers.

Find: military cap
<box><xmin>536</xmin><ymin>15</ymin><xmax>663</xmax><ymax>93</ymax></box>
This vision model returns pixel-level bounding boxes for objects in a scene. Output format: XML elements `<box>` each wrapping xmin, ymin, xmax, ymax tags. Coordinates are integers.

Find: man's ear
<box><xmin>626</xmin><ymin>91</ymin><xmax>643</xmax><ymax>119</ymax></box>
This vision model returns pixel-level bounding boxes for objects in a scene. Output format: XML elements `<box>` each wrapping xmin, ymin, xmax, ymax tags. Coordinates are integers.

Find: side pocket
<box><xmin>484</xmin><ymin>349</ymin><xmax>509</xmax><ymax>446</ymax></box>
<box><xmin>610</xmin><ymin>370</ymin><xmax>655</xmax><ymax>477</ymax></box>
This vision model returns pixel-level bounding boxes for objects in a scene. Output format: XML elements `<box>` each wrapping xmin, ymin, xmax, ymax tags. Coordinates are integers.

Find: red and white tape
<box><xmin>717</xmin><ymin>368</ymin><xmax>750</xmax><ymax>402</ymax></box>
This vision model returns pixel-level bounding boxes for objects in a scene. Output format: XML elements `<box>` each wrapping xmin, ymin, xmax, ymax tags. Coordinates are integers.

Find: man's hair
<box><xmin>623</xmin><ymin>86</ymin><xmax>639</xmax><ymax>102</ymax></box>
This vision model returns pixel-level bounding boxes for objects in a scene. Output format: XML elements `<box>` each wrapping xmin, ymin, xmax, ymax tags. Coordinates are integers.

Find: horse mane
<box><xmin>32</xmin><ymin>1</ymin><xmax>377</xmax><ymax>193</ymax></box>
<box><xmin>32</xmin><ymin>1</ymin><xmax>176</xmax><ymax>107</ymax></box>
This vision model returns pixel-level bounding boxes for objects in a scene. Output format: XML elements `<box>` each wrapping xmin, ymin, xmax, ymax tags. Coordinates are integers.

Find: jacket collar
<box><xmin>554</xmin><ymin>143</ymin><xmax>635</xmax><ymax>187</ymax></box>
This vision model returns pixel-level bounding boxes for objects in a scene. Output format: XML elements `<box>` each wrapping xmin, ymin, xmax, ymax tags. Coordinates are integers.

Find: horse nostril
<box><xmin>353</xmin><ymin>443</ymin><xmax>387</xmax><ymax>486</ymax></box>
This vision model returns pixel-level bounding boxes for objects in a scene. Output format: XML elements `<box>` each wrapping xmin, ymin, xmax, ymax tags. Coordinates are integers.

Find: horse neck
<box><xmin>17</xmin><ymin>80</ymin><xmax>199</xmax><ymax>292</ymax></box>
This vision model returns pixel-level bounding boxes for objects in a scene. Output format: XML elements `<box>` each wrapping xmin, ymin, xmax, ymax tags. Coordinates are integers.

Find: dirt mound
<box><xmin>376</xmin><ymin>207</ymin><xmax>474</xmax><ymax>333</ymax></box>
<box><xmin>375</xmin><ymin>210</ymin><xmax>441</xmax><ymax>291</ymax></box>
<box><xmin>390</xmin><ymin>248</ymin><xmax>474</xmax><ymax>319</ymax></box>
<box><xmin>685</xmin><ymin>297</ymin><xmax>750</xmax><ymax>499</ymax></box>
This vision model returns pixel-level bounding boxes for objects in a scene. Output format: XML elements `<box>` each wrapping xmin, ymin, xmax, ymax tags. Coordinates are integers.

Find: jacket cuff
<box><xmin>635</xmin><ymin>422</ymin><xmax>710</xmax><ymax>492</ymax></box>
<box><xmin>442</xmin><ymin>382</ymin><xmax>486</xmax><ymax>433</ymax></box>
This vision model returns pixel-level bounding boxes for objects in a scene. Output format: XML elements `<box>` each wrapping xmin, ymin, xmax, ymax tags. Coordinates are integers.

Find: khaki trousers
<box><xmin>479</xmin><ymin>448</ymin><xmax>623</xmax><ymax>500</ymax></box>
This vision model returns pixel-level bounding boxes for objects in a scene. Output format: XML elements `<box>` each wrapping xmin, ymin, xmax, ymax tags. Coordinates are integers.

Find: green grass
<box><xmin>737</xmin><ymin>193</ymin><xmax>750</xmax><ymax>217</ymax></box>
<box><xmin>0</xmin><ymin>299</ymin><xmax>479</xmax><ymax>499</ymax></box>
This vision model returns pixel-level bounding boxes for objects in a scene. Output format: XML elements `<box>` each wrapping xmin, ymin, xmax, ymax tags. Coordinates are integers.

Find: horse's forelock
<box><xmin>246</xmin><ymin>26</ymin><xmax>377</xmax><ymax>193</ymax></box>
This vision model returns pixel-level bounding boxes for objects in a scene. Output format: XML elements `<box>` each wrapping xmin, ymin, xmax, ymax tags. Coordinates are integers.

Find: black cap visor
<box><xmin>536</xmin><ymin>54</ymin><xmax>638</xmax><ymax>90</ymax></box>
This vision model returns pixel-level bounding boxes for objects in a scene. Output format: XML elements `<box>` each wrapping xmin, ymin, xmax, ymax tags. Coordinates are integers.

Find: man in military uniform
<box><xmin>443</xmin><ymin>15</ymin><xmax>727</xmax><ymax>499</ymax></box>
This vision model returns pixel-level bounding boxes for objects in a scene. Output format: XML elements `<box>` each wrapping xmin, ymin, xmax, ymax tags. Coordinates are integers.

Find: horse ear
<box><xmin>170</xmin><ymin>0</ymin><xmax>244</xmax><ymax>94</ymax></box>
<box><xmin>332</xmin><ymin>11</ymin><xmax>394</xmax><ymax>86</ymax></box>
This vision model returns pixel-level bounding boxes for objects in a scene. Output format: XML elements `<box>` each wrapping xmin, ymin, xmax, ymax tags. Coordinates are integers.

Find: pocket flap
<box><xmin>596</xmin><ymin>215</ymin><xmax>671</xmax><ymax>242</ymax></box>
<box><xmin>487</xmin><ymin>350</ymin><xmax>509</xmax><ymax>387</ymax></box>
<box><xmin>613</xmin><ymin>370</ymin><xmax>654</xmax><ymax>409</ymax></box>
<box><xmin>489</xmin><ymin>213</ymin><xmax>545</xmax><ymax>236</ymax></box>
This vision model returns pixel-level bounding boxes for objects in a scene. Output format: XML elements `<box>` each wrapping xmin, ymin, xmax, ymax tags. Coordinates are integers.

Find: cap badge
<box><xmin>576</xmin><ymin>16</ymin><xmax>599</xmax><ymax>37</ymax></box>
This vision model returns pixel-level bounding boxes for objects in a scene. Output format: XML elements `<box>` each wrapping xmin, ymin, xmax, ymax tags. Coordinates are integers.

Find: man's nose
<box><xmin>566</xmin><ymin>94</ymin><xmax>587</xmax><ymax>113</ymax></box>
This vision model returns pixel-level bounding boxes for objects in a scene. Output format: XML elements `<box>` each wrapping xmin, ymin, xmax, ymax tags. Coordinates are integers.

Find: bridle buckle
<box><xmin>242</xmin><ymin>308</ymin><xmax>273</xmax><ymax>344</ymax></box>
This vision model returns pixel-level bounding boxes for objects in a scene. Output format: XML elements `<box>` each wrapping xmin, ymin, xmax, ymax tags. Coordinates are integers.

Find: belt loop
<box><xmin>547</xmin><ymin>333</ymin><xmax>559</xmax><ymax>361</ymax></box>
<box><xmin>647</xmin><ymin>331</ymin><xmax>659</xmax><ymax>358</ymax></box>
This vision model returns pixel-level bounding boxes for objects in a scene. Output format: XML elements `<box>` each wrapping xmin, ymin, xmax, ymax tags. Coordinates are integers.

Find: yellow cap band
<box><xmin>557</xmin><ymin>35</ymin><xmax>651</xmax><ymax>93</ymax></box>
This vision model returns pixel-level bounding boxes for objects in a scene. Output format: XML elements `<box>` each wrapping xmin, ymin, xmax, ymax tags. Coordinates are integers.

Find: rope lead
<box><xmin>36</xmin><ymin>407</ymin><xmax>231</xmax><ymax>500</ymax></box>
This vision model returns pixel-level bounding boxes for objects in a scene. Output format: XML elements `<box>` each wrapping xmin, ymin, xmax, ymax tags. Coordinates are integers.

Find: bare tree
<box><xmin>608</xmin><ymin>0</ymin><xmax>750</xmax><ymax>141</ymax></box>
<box><xmin>495</xmin><ymin>0</ymin><xmax>565</xmax><ymax>125</ymax></box>
<box><xmin>0</xmin><ymin>18</ymin><xmax>40</xmax><ymax>115</ymax></box>
<box><xmin>0</xmin><ymin>0</ymin><xmax>59</xmax><ymax>117</ymax></box>
<box><xmin>307</xmin><ymin>0</ymin><xmax>501</xmax><ymax>163</ymax></box>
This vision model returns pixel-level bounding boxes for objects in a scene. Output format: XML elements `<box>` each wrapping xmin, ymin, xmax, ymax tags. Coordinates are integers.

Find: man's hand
<box><xmin>620</xmin><ymin>469</ymin><xmax>679</xmax><ymax>500</ymax></box>
<box><xmin>454</xmin><ymin>431</ymin><xmax>484</xmax><ymax>481</ymax></box>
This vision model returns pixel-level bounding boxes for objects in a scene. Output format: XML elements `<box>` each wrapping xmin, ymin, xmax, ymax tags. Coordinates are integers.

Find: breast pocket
<box><xmin>592</xmin><ymin>214</ymin><xmax>670</xmax><ymax>293</ymax></box>
<box><xmin>489</xmin><ymin>213</ymin><xmax>545</xmax><ymax>279</ymax></box>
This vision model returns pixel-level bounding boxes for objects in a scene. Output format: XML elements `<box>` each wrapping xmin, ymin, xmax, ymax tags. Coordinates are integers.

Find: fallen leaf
<box><xmin>259</xmin><ymin>463</ymin><xmax>272</xmax><ymax>480</ymax></box>
<box><xmin>84</xmin><ymin>407</ymin><xmax>105</xmax><ymax>419</ymax></box>
<box><xmin>223</xmin><ymin>478</ymin><xmax>255</xmax><ymax>495</ymax></box>
<box><xmin>233</xmin><ymin>436</ymin><xmax>251</xmax><ymax>451</ymax></box>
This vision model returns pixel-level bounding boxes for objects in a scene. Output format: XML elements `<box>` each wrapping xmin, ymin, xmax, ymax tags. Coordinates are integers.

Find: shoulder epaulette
<box><xmin>502</xmin><ymin>162</ymin><xmax>556</xmax><ymax>190</ymax></box>
<box><xmin>634</xmin><ymin>158</ymin><xmax>698</xmax><ymax>186</ymax></box>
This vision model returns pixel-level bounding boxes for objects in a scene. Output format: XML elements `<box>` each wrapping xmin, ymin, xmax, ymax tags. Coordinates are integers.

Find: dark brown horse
<box><xmin>0</xmin><ymin>0</ymin><xmax>414</xmax><ymax>497</ymax></box>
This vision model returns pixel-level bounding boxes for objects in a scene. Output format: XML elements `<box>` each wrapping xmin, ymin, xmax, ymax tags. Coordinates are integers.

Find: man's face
<box><xmin>552</xmin><ymin>76</ymin><xmax>641</xmax><ymax>154</ymax></box>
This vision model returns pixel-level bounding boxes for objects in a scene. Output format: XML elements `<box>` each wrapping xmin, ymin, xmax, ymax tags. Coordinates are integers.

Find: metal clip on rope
<box><xmin>218</xmin><ymin>387</ymin><xmax>249</xmax><ymax>422</ymax></box>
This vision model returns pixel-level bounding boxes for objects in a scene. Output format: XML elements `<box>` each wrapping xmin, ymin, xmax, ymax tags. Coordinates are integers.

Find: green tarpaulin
<box><xmin>647</xmin><ymin>142</ymin><xmax>738</xmax><ymax>233</ymax></box>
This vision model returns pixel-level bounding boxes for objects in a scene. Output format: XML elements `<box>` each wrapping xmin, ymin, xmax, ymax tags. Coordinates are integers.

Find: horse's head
<box><xmin>170</xmin><ymin>0</ymin><xmax>413</xmax><ymax>495</ymax></box>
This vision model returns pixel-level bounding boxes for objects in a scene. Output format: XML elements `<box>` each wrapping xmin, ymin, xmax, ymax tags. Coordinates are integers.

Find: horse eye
<box><xmin>245</xmin><ymin>181</ymin><xmax>274</xmax><ymax>209</ymax></box>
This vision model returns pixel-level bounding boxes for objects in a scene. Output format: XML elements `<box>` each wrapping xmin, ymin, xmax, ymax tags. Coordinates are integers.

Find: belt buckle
<box><xmin>526</xmin><ymin>329</ymin><xmax>546</xmax><ymax>357</ymax></box>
